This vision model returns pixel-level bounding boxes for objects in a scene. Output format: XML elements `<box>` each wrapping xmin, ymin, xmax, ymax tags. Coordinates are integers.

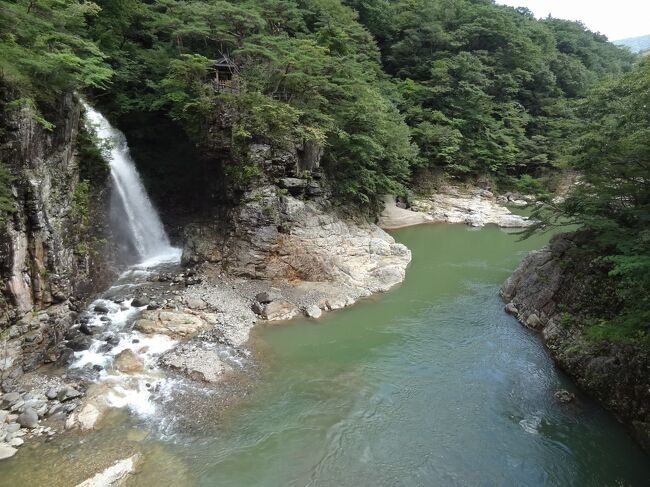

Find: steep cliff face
<box><xmin>501</xmin><ymin>234</ymin><xmax>650</xmax><ymax>452</ymax></box>
<box><xmin>181</xmin><ymin>123</ymin><xmax>410</xmax><ymax>311</ymax></box>
<box><xmin>0</xmin><ymin>94</ymin><xmax>114</xmax><ymax>386</ymax></box>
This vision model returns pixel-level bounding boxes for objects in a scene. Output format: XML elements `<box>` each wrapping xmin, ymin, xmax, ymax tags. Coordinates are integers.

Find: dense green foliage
<box><xmin>0</xmin><ymin>0</ymin><xmax>112</xmax><ymax>109</ymax></box>
<box><xmin>1</xmin><ymin>0</ymin><xmax>635</xmax><ymax>209</ymax></box>
<box><xmin>348</xmin><ymin>0</ymin><xmax>634</xmax><ymax>178</ymax></box>
<box><xmin>533</xmin><ymin>58</ymin><xmax>650</xmax><ymax>342</ymax></box>
<box><xmin>0</xmin><ymin>161</ymin><xmax>14</xmax><ymax>224</ymax></box>
<box><xmin>1</xmin><ymin>0</ymin><xmax>647</xmax><ymax>343</ymax></box>
<box><xmin>77</xmin><ymin>121</ymin><xmax>110</xmax><ymax>184</ymax></box>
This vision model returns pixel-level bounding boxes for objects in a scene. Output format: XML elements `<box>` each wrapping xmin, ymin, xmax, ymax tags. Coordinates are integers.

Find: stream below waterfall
<box><xmin>1</xmin><ymin>223</ymin><xmax>649</xmax><ymax>486</ymax></box>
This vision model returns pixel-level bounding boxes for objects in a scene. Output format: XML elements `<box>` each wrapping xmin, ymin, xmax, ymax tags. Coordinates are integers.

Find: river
<box><xmin>2</xmin><ymin>223</ymin><xmax>648</xmax><ymax>486</ymax></box>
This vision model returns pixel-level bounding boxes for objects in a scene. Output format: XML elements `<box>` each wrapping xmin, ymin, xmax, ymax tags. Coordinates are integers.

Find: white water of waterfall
<box><xmin>65</xmin><ymin>104</ymin><xmax>193</xmax><ymax>420</ymax></box>
<box><xmin>82</xmin><ymin>103</ymin><xmax>180</xmax><ymax>265</ymax></box>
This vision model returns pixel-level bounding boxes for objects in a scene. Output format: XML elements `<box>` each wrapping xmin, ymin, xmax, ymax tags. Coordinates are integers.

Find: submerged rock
<box><xmin>75</xmin><ymin>454</ymin><xmax>140</xmax><ymax>487</ymax></box>
<box><xmin>554</xmin><ymin>389</ymin><xmax>576</xmax><ymax>404</ymax></box>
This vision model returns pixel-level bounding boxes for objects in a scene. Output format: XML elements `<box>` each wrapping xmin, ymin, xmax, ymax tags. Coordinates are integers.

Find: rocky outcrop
<box><xmin>0</xmin><ymin>94</ymin><xmax>114</xmax><ymax>387</ymax></box>
<box><xmin>502</xmin><ymin>234</ymin><xmax>650</xmax><ymax>452</ymax></box>
<box><xmin>182</xmin><ymin>185</ymin><xmax>410</xmax><ymax>299</ymax></box>
<box><xmin>183</xmin><ymin>186</ymin><xmax>410</xmax><ymax>286</ymax></box>
<box><xmin>380</xmin><ymin>185</ymin><xmax>531</xmax><ymax>229</ymax></box>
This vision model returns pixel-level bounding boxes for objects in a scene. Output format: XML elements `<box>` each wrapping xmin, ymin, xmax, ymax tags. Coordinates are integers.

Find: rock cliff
<box><xmin>501</xmin><ymin>234</ymin><xmax>650</xmax><ymax>452</ymax></box>
<box><xmin>0</xmin><ymin>94</ymin><xmax>113</xmax><ymax>387</ymax></box>
<box><xmin>182</xmin><ymin>184</ymin><xmax>411</xmax><ymax>318</ymax></box>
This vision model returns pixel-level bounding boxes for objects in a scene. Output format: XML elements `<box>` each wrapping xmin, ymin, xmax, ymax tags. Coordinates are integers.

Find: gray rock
<box><xmin>0</xmin><ymin>393</ymin><xmax>21</xmax><ymax>409</ymax></box>
<box><xmin>79</xmin><ymin>323</ymin><xmax>93</xmax><ymax>336</ymax></box>
<box><xmin>554</xmin><ymin>389</ymin><xmax>576</xmax><ymax>404</ymax></box>
<box><xmin>46</xmin><ymin>388</ymin><xmax>58</xmax><ymax>400</ymax></box>
<box><xmin>67</xmin><ymin>334</ymin><xmax>93</xmax><ymax>352</ymax></box>
<box><xmin>504</xmin><ymin>303</ymin><xmax>518</xmax><ymax>315</ymax></box>
<box><xmin>260</xmin><ymin>300</ymin><xmax>300</xmax><ymax>321</ymax></box>
<box><xmin>255</xmin><ymin>290</ymin><xmax>282</xmax><ymax>304</ymax></box>
<box><xmin>131</xmin><ymin>297</ymin><xmax>149</xmax><ymax>308</ymax></box>
<box><xmin>251</xmin><ymin>302</ymin><xmax>264</xmax><ymax>316</ymax></box>
<box><xmin>525</xmin><ymin>313</ymin><xmax>542</xmax><ymax>329</ymax></box>
<box><xmin>279</xmin><ymin>178</ymin><xmax>308</xmax><ymax>193</ymax></box>
<box><xmin>55</xmin><ymin>348</ymin><xmax>75</xmax><ymax>367</ymax></box>
<box><xmin>58</xmin><ymin>387</ymin><xmax>82</xmax><ymax>402</ymax></box>
<box><xmin>304</xmin><ymin>305</ymin><xmax>322</xmax><ymax>319</ymax></box>
<box><xmin>9</xmin><ymin>400</ymin><xmax>24</xmax><ymax>412</ymax></box>
<box><xmin>0</xmin><ymin>410</ymin><xmax>9</xmax><ymax>424</ymax></box>
<box><xmin>17</xmin><ymin>408</ymin><xmax>38</xmax><ymax>428</ymax></box>
<box><xmin>9</xmin><ymin>437</ymin><xmax>24</xmax><ymax>447</ymax></box>
<box><xmin>94</xmin><ymin>303</ymin><xmax>109</xmax><ymax>314</ymax></box>
<box><xmin>6</xmin><ymin>423</ymin><xmax>20</xmax><ymax>433</ymax></box>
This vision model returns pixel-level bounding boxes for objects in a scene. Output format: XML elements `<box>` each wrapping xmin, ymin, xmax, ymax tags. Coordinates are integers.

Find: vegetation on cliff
<box><xmin>532</xmin><ymin>58</ymin><xmax>650</xmax><ymax>344</ymax></box>
<box><xmin>0</xmin><ymin>1</ymin><xmax>646</xmax><ymax>330</ymax></box>
<box><xmin>0</xmin><ymin>0</ymin><xmax>636</xmax><ymax>211</ymax></box>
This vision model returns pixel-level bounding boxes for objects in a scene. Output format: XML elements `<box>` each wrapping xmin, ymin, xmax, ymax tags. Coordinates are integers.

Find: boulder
<box><xmin>304</xmin><ymin>305</ymin><xmax>322</xmax><ymax>319</ymax></box>
<box><xmin>0</xmin><ymin>393</ymin><xmax>20</xmax><ymax>409</ymax></box>
<box><xmin>131</xmin><ymin>297</ymin><xmax>149</xmax><ymax>308</ymax></box>
<box><xmin>134</xmin><ymin>310</ymin><xmax>209</xmax><ymax>339</ymax></box>
<box><xmin>255</xmin><ymin>290</ymin><xmax>282</xmax><ymax>304</ymax></box>
<box><xmin>58</xmin><ymin>387</ymin><xmax>82</xmax><ymax>402</ymax></box>
<box><xmin>113</xmin><ymin>349</ymin><xmax>144</xmax><ymax>373</ymax></box>
<box><xmin>17</xmin><ymin>408</ymin><xmax>38</xmax><ymax>428</ymax></box>
<box><xmin>160</xmin><ymin>344</ymin><xmax>231</xmax><ymax>383</ymax></box>
<box><xmin>279</xmin><ymin>178</ymin><xmax>308</xmax><ymax>194</ymax></box>
<box><xmin>554</xmin><ymin>389</ymin><xmax>576</xmax><ymax>404</ymax></box>
<box><xmin>260</xmin><ymin>300</ymin><xmax>300</xmax><ymax>321</ymax></box>
<box><xmin>94</xmin><ymin>303</ymin><xmax>109</xmax><ymax>314</ymax></box>
<box><xmin>79</xmin><ymin>323</ymin><xmax>94</xmax><ymax>336</ymax></box>
<box><xmin>67</xmin><ymin>334</ymin><xmax>93</xmax><ymax>352</ymax></box>
<box><xmin>9</xmin><ymin>437</ymin><xmax>24</xmax><ymax>447</ymax></box>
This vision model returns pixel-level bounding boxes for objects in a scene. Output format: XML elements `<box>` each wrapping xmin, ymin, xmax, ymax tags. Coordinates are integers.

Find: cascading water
<box><xmin>82</xmin><ymin>103</ymin><xmax>180</xmax><ymax>265</ymax></box>
<box><xmin>65</xmin><ymin>105</ymin><xmax>196</xmax><ymax>419</ymax></box>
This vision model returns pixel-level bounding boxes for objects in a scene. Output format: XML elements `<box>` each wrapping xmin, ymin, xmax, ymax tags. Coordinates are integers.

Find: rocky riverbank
<box><xmin>501</xmin><ymin>233</ymin><xmax>650</xmax><ymax>453</ymax></box>
<box><xmin>378</xmin><ymin>186</ymin><xmax>531</xmax><ymax>229</ymax></box>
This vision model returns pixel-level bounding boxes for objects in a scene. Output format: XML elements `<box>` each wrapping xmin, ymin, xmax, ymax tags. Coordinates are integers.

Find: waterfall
<box><xmin>82</xmin><ymin>103</ymin><xmax>180</xmax><ymax>264</ymax></box>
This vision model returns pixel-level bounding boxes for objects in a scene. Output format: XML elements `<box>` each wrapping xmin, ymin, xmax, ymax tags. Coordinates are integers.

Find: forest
<box><xmin>0</xmin><ymin>0</ymin><xmax>647</xmax><ymax>340</ymax></box>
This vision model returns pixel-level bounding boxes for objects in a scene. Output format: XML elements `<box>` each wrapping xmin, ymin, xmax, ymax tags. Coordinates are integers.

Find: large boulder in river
<box><xmin>113</xmin><ymin>350</ymin><xmax>144</xmax><ymax>373</ymax></box>
<box><xmin>134</xmin><ymin>310</ymin><xmax>209</xmax><ymax>339</ymax></box>
<box><xmin>160</xmin><ymin>343</ymin><xmax>232</xmax><ymax>383</ymax></box>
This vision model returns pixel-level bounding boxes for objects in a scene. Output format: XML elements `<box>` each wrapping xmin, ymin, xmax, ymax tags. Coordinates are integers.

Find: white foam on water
<box><xmin>519</xmin><ymin>414</ymin><xmax>542</xmax><ymax>434</ymax></box>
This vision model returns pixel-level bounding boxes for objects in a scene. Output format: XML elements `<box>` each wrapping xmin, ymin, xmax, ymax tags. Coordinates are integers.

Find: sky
<box><xmin>497</xmin><ymin>0</ymin><xmax>650</xmax><ymax>40</ymax></box>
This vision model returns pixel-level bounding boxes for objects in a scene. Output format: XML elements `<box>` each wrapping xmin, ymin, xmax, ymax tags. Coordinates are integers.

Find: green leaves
<box><xmin>0</xmin><ymin>161</ymin><xmax>15</xmax><ymax>226</ymax></box>
<box><xmin>0</xmin><ymin>0</ymin><xmax>113</xmax><ymax>105</ymax></box>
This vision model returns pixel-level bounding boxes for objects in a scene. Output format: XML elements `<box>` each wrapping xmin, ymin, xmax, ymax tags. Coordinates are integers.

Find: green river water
<box><xmin>2</xmin><ymin>224</ymin><xmax>649</xmax><ymax>486</ymax></box>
